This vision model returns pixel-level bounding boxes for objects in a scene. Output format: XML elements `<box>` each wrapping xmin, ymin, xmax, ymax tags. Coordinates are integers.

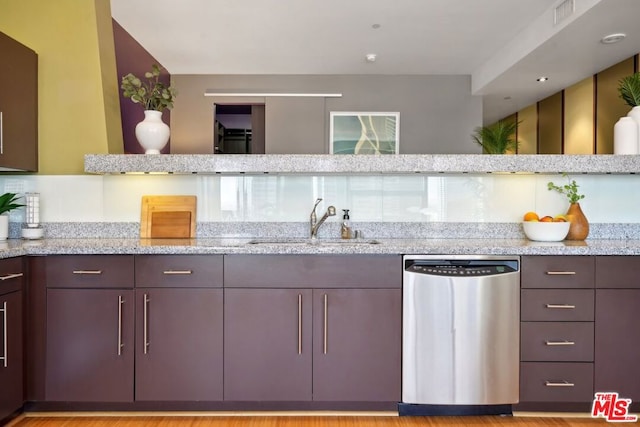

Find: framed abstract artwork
<box><xmin>330</xmin><ymin>112</ymin><xmax>399</xmax><ymax>154</ymax></box>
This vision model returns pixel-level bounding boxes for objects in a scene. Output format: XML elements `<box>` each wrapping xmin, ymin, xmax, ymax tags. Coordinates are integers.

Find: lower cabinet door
<box><xmin>595</xmin><ymin>289</ymin><xmax>640</xmax><ymax>401</ymax></box>
<box><xmin>224</xmin><ymin>288</ymin><xmax>312</xmax><ymax>401</ymax></box>
<box><xmin>45</xmin><ymin>289</ymin><xmax>134</xmax><ymax>402</ymax></box>
<box><xmin>0</xmin><ymin>290</ymin><xmax>23</xmax><ymax>420</ymax></box>
<box><xmin>312</xmin><ymin>289</ymin><xmax>401</xmax><ymax>402</ymax></box>
<box><xmin>135</xmin><ymin>288</ymin><xmax>223</xmax><ymax>401</ymax></box>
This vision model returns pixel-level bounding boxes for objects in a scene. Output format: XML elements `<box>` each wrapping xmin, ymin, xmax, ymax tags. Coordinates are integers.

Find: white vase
<box><xmin>135</xmin><ymin>110</ymin><xmax>170</xmax><ymax>154</ymax></box>
<box><xmin>614</xmin><ymin>116</ymin><xmax>639</xmax><ymax>154</ymax></box>
<box><xmin>0</xmin><ymin>215</ymin><xmax>8</xmax><ymax>240</ymax></box>
<box><xmin>626</xmin><ymin>105</ymin><xmax>640</xmax><ymax>152</ymax></box>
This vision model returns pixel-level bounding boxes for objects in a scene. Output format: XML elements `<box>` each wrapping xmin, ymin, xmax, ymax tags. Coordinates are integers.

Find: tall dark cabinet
<box><xmin>0</xmin><ymin>31</ymin><xmax>38</xmax><ymax>171</ymax></box>
<box><xmin>0</xmin><ymin>258</ymin><xmax>24</xmax><ymax>422</ymax></box>
<box><xmin>595</xmin><ymin>257</ymin><xmax>640</xmax><ymax>405</ymax></box>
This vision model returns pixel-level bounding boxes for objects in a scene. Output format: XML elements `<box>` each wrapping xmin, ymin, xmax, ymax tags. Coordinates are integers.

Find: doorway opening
<box><xmin>214</xmin><ymin>104</ymin><xmax>265</xmax><ymax>154</ymax></box>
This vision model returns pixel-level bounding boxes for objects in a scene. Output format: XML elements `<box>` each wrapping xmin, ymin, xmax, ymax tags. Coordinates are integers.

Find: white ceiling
<box><xmin>111</xmin><ymin>0</ymin><xmax>640</xmax><ymax>124</ymax></box>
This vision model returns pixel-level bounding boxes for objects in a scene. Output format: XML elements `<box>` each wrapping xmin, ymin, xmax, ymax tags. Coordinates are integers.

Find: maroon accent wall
<box><xmin>112</xmin><ymin>19</ymin><xmax>171</xmax><ymax>154</ymax></box>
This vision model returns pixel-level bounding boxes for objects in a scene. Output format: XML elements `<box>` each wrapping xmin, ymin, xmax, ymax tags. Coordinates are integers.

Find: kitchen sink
<box><xmin>247</xmin><ymin>238</ymin><xmax>380</xmax><ymax>245</ymax></box>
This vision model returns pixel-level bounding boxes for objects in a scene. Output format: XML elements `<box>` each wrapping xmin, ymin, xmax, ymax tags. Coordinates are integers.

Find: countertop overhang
<box><xmin>84</xmin><ymin>154</ymin><xmax>640</xmax><ymax>175</ymax></box>
<box><xmin>4</xmin><ymin>237</ymin><xmax>640</xmax><ymax>258</ymax></box>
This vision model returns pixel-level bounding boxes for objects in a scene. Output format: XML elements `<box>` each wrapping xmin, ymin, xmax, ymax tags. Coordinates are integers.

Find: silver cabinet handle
<box><xmin>545</xmin><ymin>381</ymin><xmax>575</xmax><ymax>387</ymax></box>
<box><xmin>73</xmin><ymin>270</ymin><xmax>102</xmax><ymax>275</ymax></box>
<box><xmin>545</xmin><ymin>271</ymin><xmax>576</xmax><ymax>275</ymax></box>
<box><xmin>323</xmin><ymin>293</ymin><xmax>328</xmax><ymax>355</ymax></box>
<box><xmin>297</xmin><ymin>294</ymin><xmax>302</xmax><ymax>355</ymax></box>
<box><xmin>162</xmin><ymin>270</ymin><xmax>192</xmax><ymax>275</ymax></box>
<box><xmin>143</xmin><ymin>294</ymin><xmax>150</xmax><ymax>354</ymax></box>
<box><xmin>545</xmin><ymin>340</ymin><xmax>575</xmax><ymax>346</ymax></box>
<box><xmin>117</xmin><ymin>295</ymin><xmax>124</xmax><ymax>356</ymax></box>
<box><xmin>545</xmin><ymin>304</ymin><xmax>576</xmax><ymax>309</ymax></box>
<box><xmin>1</xmin><ymin>301</ymin><xmax>7</xmax><ymax>368</ymax></box>
<box><xmin>0</xmin><ymin>273</ymin><xmax>23</xmax><ymax>281</ymax></box>
<box><xmin>1</xmin><ymin>111</ymin><xmax>3</xmax><ymax>155</ymax></box>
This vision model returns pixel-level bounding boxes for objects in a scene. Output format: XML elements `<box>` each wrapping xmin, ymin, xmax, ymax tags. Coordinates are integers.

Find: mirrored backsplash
<box><xmin>0</xmin><ymin>173</ymin><xmax>638</xmax><ymax>225</ymax></box>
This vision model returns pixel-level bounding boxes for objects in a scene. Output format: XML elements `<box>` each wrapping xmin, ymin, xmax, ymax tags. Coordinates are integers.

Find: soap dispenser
<box><xmin>341</xmin><ymin>209</ymin><xmax>352</xmax><ymax>239</ymax></box>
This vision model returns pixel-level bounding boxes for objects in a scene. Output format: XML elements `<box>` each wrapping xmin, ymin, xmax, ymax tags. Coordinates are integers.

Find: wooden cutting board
<box><xmin>140</xmin><ymin>195</ymin><xmax>197</xmax><ymax>238</ymax></box>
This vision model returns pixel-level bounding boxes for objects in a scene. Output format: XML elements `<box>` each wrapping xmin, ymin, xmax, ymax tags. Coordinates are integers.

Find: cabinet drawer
<box><xmin>521</xmin><ymin>322</ymin><xmax>594</xmax><ymax>361</ymax></box>
<box><xmin>520</xmin><ymin>362</ymin><xmax>594</xmax><ymax>402</ymax></box>
<box><xmin>225</xmin><ymin>255</ymin><xmax>401</xmax><ymax>288</ymax></box>
<box><xmin>46</xmin><ymin>255</ymin><xmax>134</xmax><ymax>288</ymax></box>
<box><xmin>596</xmin><ymin>256</ymin><xmax>640</xmax><ymax>289</ymax></box>
<box><xmin>521</xmin><ymin>289</ymin><xmax>594</xmax><ymax>321</ymax></box>
<box><xmin>0</xmin><ymin>257</ymin><xmax>23</xmax><ymax>294</ymax></box>
<box><xmin>521</xmin><ymin>256</ymin><xmax>594</xmax><ymax>289</ymax></box>
<box><xmin>135</xmin><ymin>255</ymin><xmax>223</xmax><ymax>288</ymax></box>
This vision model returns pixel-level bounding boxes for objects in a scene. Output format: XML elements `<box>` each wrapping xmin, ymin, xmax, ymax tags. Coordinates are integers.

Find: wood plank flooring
<box><xmin>8</xmin><ymin>414</ymin><xmax>615</xmax><ymax>427</ymax></box>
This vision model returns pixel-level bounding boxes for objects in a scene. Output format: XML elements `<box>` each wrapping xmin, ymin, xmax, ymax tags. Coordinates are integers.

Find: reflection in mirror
<box><xmin>213</xmin><ymin>104</ymin><xmax>265</xmax><ymax>154</ymax></box>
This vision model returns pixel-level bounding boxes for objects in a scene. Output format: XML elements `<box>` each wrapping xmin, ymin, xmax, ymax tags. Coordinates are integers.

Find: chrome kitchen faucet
<box><xmin>310</xmin><ymin>198</ymin><xmax>336</xmax><ymax>239</ymax></box>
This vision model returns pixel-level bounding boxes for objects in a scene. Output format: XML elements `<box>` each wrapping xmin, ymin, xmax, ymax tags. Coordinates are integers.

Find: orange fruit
<box><xmin>523</xmin><ymin>211</ymin><xmax>539</xmax><ymax>221</ymax></box>
<box><xmin>553</xmin><ymin>214</ymin><xmax>567</xmax><ymax>222</ymax></box>
<box><xmin>540</xmin><ymin>216</ymin><xmax>554</xmax><ymax>222</ymax></box>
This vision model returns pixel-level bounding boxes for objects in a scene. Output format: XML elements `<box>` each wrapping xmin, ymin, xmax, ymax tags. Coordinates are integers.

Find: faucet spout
<box><xmin>310</xmin><ymin>199</ymin><xmax>336</xmax><ymax>239</ymax></box>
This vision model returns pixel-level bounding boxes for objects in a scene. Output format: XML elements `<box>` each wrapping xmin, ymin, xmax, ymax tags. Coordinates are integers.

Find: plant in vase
<box><xmin>616</xmin><ymin>72</ymin><xmax>640</xmax><ymax>154</ymax></box>
<box><xmin>471</xmin><ymin>119</ymin><xmax>521</xmax><ymax>154</ymax></box>
<box><xmin>547</xmin><ymin>174</ymin><xmax>588</xmax><ymax>240</ymax></box>
<box><xmin>121</xmin><ymin>64</ymin><xmax>177</xmax><ymax>154</ymax></box>
<box><xmin>0</xmin><ymin>193</ymin><xmax>24</xmax><ymax>240</ymax></box>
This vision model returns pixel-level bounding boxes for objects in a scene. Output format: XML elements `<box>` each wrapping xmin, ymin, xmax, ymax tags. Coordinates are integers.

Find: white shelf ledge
<box><xmin>84</xmin><ymin>154</ymin><xmax>640</xmax><ymax>175</ymax></box>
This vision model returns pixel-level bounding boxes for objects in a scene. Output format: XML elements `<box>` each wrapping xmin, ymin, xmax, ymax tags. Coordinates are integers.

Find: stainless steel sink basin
<box><xmin>248</xmin><ymin>238</ymin><xmax>380</xmax><ymax>245</ymax></box>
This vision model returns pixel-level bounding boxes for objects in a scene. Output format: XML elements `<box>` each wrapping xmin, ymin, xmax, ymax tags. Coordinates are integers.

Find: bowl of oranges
<box><xmin>522</xmin><ymin>211</ymin><xmax>570</xmax><ymax>242</ymax></box>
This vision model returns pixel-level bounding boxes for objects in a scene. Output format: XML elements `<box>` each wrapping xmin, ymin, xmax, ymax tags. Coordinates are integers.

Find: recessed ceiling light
<box><xmin>537</xmin><ymin>77</ymin><xmax>549</xmax><ymax>82</ymax></box>
<box><xmin>601</xmin><ymin>33</ymin><xmax>626</xmax><ymax>44</ymax></box>
<box><xmin>372</xmin><ymin>23</ymin><xmax>381</xmax><ymax>29</ymax></box>
<box><xmin>366</xmin><ymin>53</ymin><xmax>377</xmax><ymax>63</ymax></box>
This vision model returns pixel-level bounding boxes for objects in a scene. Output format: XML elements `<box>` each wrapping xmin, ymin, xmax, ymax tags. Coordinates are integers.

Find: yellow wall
<box><xmin>0</xmin><ymin>0</ymin><xmax>123</xmax><ymax>174</ymax></box>
<box><xmin>504</xmin><ymin>54</ymin><xmax>638</xmax><ymax>154</ymax></box>
<box><xmin>564</xmin><ymin>76</ymin><xmax>594</xmax><ymax>154</ymax></box>
<box><xmin>517</xmin><ymin>105</ymin><xmax>537</xmax><ymax>154</ymax></box>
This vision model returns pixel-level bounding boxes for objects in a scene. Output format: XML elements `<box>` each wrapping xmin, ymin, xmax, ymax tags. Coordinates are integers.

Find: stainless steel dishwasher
<box><xmin>400</xmin><ymin>255</ymin><xmax>520</xmax><ymax>416</ymax></box>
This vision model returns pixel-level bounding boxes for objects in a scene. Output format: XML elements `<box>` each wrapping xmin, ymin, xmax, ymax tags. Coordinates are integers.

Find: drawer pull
<box><xmin>162</xmin><ymin>270</ymin><xmax>192</xmax><ymax>275</ymax></box>
<box><xmin>1</xmin><ymin>301</ymin><xmax>7</xmax><ymax>368</ymax></box>
<box><xmin>545</xmin><ymin>340</ymin><xmax>575</xmax><ymax>346</ymax></box>
<box><xmin>545</xmin><ymin>380</ymin><xmax>575</xmax><ymax>387</ymax></box>
<box><xmin>545</xmin><ymin>304</ymin><xmax>576</xmax><ymax>309</ymax></box>
<box><xmin>298</xmin><ymin>294</ymin><xmax>303</xmax><ymax>355</ymax></box>
<box><xmin>117</xmin><ymin>295</ymin><xmax>125</xmax><ymax>356</ymax></box>
<box><xmin>143</xmin><ymin>294</ymin><xmax>150</xmax><ymax>354</ymax></box>
<box><xmin>0</xmin><ymin>272</ymin><xmax>23</xmax><ymax>281</ymax></box>
<box><xmin>545</xmin><ymin>271</ymin><xmax>576</xmax><ymax>275</ymax></box>
<box><xmin>73</xmin><ymin>270</ymin><xmax>102</xmax><ymax>275</ymax></box>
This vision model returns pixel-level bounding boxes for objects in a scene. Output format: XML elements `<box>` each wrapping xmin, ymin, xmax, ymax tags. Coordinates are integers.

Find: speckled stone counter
<box><xmin>85</xmin><ymin>153</ymin><xmax>640</xmax><ymax>174</ymax></box>
<box><xmin>4</xmin><ymin>237</ymin><xmax>640</xmax><ymax>258</ymax></box>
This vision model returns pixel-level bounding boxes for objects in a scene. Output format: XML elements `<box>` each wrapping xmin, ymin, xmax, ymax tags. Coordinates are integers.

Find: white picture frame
<box><xmin>329</xmin><ymin>112</ymin><xmax>399</xmax><ymax>154</ymax></box>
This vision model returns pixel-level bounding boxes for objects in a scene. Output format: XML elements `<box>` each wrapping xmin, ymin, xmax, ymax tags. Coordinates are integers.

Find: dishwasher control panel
<box><xmin>405</xmin><ymin>260</ymin><xmax>518</xmax><ymax>277</ymax></box>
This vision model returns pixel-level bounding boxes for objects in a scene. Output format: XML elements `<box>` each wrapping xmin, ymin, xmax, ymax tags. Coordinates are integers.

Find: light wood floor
<box><xmin>7</xmin><ymin>414</ymin><xmax>616</xmax><ymax>427</ymax></box>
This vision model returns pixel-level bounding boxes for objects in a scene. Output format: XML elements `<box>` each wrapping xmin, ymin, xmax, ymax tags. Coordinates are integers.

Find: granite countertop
<box><xmin>4</xmin><ymin>237</ymin><xmax>640</xmax><ymax>258</ymax></box>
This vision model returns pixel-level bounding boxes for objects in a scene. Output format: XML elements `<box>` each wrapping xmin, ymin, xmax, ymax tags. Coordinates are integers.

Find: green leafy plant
<box><xmin>121</xmin><ymin>64</ymin><xmax>177</xmax><ymax>111</ymax></box>
<box><xmin>547</xmin><ymin>174</ymin><xmax>585</xmax><ymax>204</ymax></box>
<box><xmin>471</xmin><ymin>120</ymin><xmax>520</xmax><ymax>154</ymax></box>
<box><xmin>618</xmin><ymin>72</ymin><xmax>640</xmax><ymax>107</ymax></box>
<box><xmin>0</xmin><ymin>192</ymin><xmax>24</xmax><ymax>215</ymax></box>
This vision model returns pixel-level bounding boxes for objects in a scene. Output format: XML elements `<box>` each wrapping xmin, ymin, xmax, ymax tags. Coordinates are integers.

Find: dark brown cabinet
<box><xmin>134</xmin><ymin>255</ymin><xmax>224</xmax><ymax>401</ymax></box>
<box><xmin>311</xmin><ymin>288</ymin><xmax>401</xmax><ymax>402</ymax></box>
<box><xmin>0</xmin><ymin>31</ymin><xmax>38</xmax><ymax>171</ymax></box>
<box><xmin>0</xmin><ymin>258</ymin><xmax>24</xmax><ymax>422</ymax></box>
<box><xmin>595</xmin><ymin>257</ymin><xmax>640</xmax><ymax>403</ymax></box>
<box><xmin>224</xmin><ymin>255</ymin><xmax>402</xmax><ymax>405</ymax></box>
<box><xmin>45</xmin><ymin>256</ymin><xmax>135</xmax><ymax>402</ymax></box>
<box><xmin>519</xmin><ymin>256</ymin><xmax>595</xmax><ymax>407</ymax></box>
<box><xmin>45</xmin><ymin>288</ymin><xmax>135</xmax><ymax>402</ymax></box>
<box><xmin>224</xmin><ymin>288</ymin><xmax>313</xmax><ymax>401</ymax></box>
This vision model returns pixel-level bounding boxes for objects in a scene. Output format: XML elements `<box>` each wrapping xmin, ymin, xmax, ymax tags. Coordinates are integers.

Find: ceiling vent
<box><xmin>554</xmin><ymin>0</ymin><xmax>575</xmax><ymax>25</ymax></box>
